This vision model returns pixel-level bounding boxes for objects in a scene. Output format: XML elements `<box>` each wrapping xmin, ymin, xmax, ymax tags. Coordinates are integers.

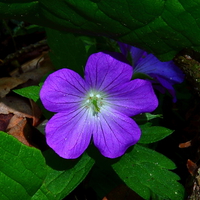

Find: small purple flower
<box><xmin>40</xmin><ymin>52</ymin><xmax>158</xmax><ymax>159</ymax></box>
<box><xmin>118</xmin><ymin>42</ymin><xmax>185</xmax><ymax>102</ymax></box>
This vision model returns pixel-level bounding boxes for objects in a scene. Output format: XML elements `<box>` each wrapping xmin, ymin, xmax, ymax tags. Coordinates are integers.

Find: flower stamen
<box><xmin>84</xmin><ymin>91</ymin><xmax>105</xmax><ymax>116</ymax></box>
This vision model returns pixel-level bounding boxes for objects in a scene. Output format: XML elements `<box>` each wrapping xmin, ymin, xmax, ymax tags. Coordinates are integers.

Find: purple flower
<box><xmin>40</xmin><ymin>52</ymin><xmax>158</xmax><ymax>159</ymax></box>
<box><xmin>118</xmin><ymin>42</ymin><xmax>185</xmax><ymax>102</ymax></box>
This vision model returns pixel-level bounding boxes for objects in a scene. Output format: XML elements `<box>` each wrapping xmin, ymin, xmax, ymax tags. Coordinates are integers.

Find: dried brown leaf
<box><xmin>0</xmin><ymin>77</ymin><xmax>26</xmax><ymax>98</ymax></box>
<box><xmin>187</xmin><ymin>159</ymin><xmax>198</xmax><ymax>176</ymax></box>
<box><xmin>7</xmin><ymin>116</ymin><xmax>33</xmax><ymax>146</ymax></box>
<box><xmin>29</xmin><ymin>99</ymin><xmax>42</xmax><ymax>126</ymax></box>
<box><xmin>10</xmin><ymin>52</ymin><xmax>54</xmax><ymax>85</ymax></box>
<box><xmin>0</xmin><ymin>95</ymin><xmax>41</xmax><ymax>126</ymax></box>
<box><xmin>0</xmin><ymin>113</ymin><xmax>13</xmax><ymax>131</ymax></box>
<box><xmin>6</xmin><ymin>114</ymin><xmax>48</xmax><ymax>150</ymax></box>
<box><xmin>179</xmin><ymin>140</ymin><xmax>192</xmax><ymax>148</ymax></box>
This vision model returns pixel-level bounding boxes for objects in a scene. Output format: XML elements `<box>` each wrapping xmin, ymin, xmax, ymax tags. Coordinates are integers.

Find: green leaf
<box><xmin>0</xmin><ymin>1</ymin><xmax>39</xmax><ymax>21</ymax></box>
<box><xmin>31</xmin><ymin>189</ymin><xmax>54</xmax><ymax>200</ymax></box>
<box><xmin>112</xmin><ymin>144</ymin><xmax>185</xmax><ymax>200</ymax></box>
<box><xmin>31</xmin><ymin>150</ymin><xmax>95</xmax><ymax>200</ymax></box>
<box><xmin>46</xmin><ymin>28</ymin><xmax>87</xmax><ymax>75</ymax></box>
<box><xmin>13</xmin><ymin>85</ymin><xmax>41</xmax><ymax>102</ymax></box>
<box><xmin>1</xmin><ymin>0</ymin><xmax>200</xmax><ymax>60</ymax></box>
<box><xmin>0</xmin><ymin>131</ymin><xmax>47</xmax><ymax>200</ymax></box>
<box><xmin>144</xmin><ymin>113</ymin><xmax>162</xmax><ymax>121</ymax></box>
<box><xmin>0</xmin><ymin>131</ymin><xmax>94</xmax><ymax>200</ymax></box>
<box><xmin>134</xmin><ymin>113</ymin><xmax>162</xmax><ymax>124</ymax></box>
<box><xmin>139</xmin><ymin>123</ymin><xmax>174</xmax><ymax>144</ymax></box>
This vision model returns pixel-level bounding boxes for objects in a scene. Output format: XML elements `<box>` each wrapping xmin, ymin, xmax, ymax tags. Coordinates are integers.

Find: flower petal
<box><xmin>40</xmin><ymin>68</ymin><xmax>87</xmax><ymax>113</ymax></box>
<box><xmin>118</xmin><ymin>42</ymin><xmax>147</xmax><ymax>66</ymax></box>
<box><xmin>45</xmin><ymin>108</ymin><xmax>93</xmax><ymax>159</ymax></box>
<box><xmin>118</xmin><ymin>42</ymin><xmax>131</xmax><ymax>57</ymax></box>
<box><xmin>156</xmin><ymin>76</ymin><xmax>177</xmax><ymax>102</ymax></box>
<box><xmin>93</xmin><ymin>109</ymin><xmax>141</xmax><ymax>158</ymax></box>
<box><xmin>130</xmin><ymin>46</ymin><xmax>147</xmax><ymax>66</ymax></box>
<box><xmin>84</xmin><ymin>52</ymin><xmax>133</xmax><ymax>93</ymax></box>
<box><xmin>134</xmin><ymin>54</ymin><xmax>184</xmax><ymax>84</ymax></box>
<box><xmin>106</xmin><ymin>79</ymin><xmax>158</xmax><ymax>116</ymax></box>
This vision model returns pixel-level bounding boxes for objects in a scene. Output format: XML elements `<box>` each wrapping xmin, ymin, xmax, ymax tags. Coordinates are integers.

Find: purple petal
<box><xmin>118</xmin><ymin>42</ymin><xmax>131</xmax><ymax>56</ymax></box>
<box><xmin>93</xmin><ymin>109</ymin><xmax>141</xmax><ymax>158</ymax></box>
<box><xmin>156</xmin><ymin>76</ymin><xmax>177</xmax><ymax>102</ymax></box>
<box><xmin>118</xmin><ymin>42</ymin><xmax>147</xmax><ymax>66</ymax></box>
<box><xmin>40</xmin><ymin>68</ymin><xmax>87</xmax><ymax>113</ymax></box>
<box><xmin>84</xmin><ymin>52</ymin><xmax>133</xmax><ymax>93</ymax></box>
<box><xmin>45</xmin><ymin>108</ymin><xmax>93</xmax><ymax>159</ymax></box>
<box><xmin>130</xmin><ymin>46</ymin><xmax>147</xmax><ymax>66</ymax></box>
<box><xmin>107</xmin><ymin>79</ymin><xmax>158</xmax><ymax>116</ymax></box>
<box><xmin>134</xmin><ymin>54</ymin><xmax>184</xmax><ymax>84</ymax></box>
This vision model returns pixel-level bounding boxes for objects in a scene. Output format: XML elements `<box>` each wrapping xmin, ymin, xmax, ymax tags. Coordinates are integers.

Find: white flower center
<box><xmin>84</xmin><ymin>91</ymin><xmax>106</xmax><ymax>116</ymax></box>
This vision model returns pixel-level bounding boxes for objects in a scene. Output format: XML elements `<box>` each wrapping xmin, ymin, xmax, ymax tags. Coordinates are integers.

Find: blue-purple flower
<box><xmin>40</xmin><ymin>52</ymin><xmax>158</xmax><ymax>159</ymax></box>
<box><xmin>118</xmin><ymin>42</ymin><xmax>185</xmax><ymax>102</ymax></box>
